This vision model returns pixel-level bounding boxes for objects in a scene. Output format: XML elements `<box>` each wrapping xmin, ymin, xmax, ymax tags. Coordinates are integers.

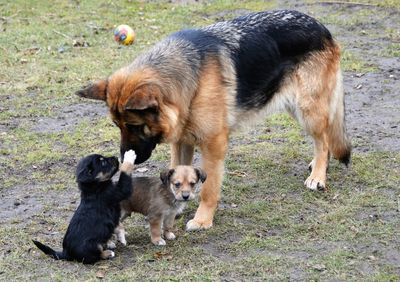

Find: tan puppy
<box><xmin>118</xmin><ymin>166</ymin><xmax>206</xmax><ymax>246</ymax></box>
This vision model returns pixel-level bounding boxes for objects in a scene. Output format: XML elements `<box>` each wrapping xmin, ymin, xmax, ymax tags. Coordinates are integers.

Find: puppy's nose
<box><xmin>182</xmin><ymin>192</ymin><xmax>190</xmax><ymax>201</ymax></box>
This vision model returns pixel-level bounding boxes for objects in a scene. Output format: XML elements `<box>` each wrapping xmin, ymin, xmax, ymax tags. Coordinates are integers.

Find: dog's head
<box><xmin>160</xmin><ymin>166</ymin><xmax>207</xmax><ymax>201</ymax></box>
<box><xmin>76</xmin><ymin>68</ymin><xmax>179</xmax><ymax>164</ymax></box>
<box><xmin>76</xmin><ymin>154</ymin><xmax>119</xmax><ymax>185</ymax></box>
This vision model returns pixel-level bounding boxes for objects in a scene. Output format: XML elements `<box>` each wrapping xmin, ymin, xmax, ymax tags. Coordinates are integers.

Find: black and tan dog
<box><xmin>116</xmin><ymin>166</ymin><xmax>206</xmax><ymax>246</ymax></box>
<box><xmin>76</xmin><ymin>10</ymin><xmax>351</xmax><ymax>231</ymax></box>
<box><xmin>32</xmin><ymin>150</ymin><xmax>136</xmax><ymax>264</ymax></box>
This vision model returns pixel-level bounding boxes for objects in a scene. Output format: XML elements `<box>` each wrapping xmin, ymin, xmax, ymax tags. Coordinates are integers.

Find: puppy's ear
<box><xmin>75</xmin><ymin>79</ymin><xmax>108</xmax><ymax>101</ymax></box>
<box><xmin>76</xmin><ymin>164</ymin><xmax>94</xmax><ymax>184</ymax></box>
<box><xmin>160</xmin><ymin>169</ymin><xmax>175</xmax><ymax>185</ymax></box>
<box><xmin>125</xmin><ymin>84</ymin><xmax>159</xmax><ymax>111</ymax></box>
<box><xmin>195</xmin><ymin>168</ymin><xmax>207</xmax><ymax>183</ymax></box>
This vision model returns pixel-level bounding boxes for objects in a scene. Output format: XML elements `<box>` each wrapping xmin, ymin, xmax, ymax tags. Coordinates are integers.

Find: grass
<box><xmin>1</xmin><ymin>0</ymin><xmax>399</xmax><ymax>281</ymax></box>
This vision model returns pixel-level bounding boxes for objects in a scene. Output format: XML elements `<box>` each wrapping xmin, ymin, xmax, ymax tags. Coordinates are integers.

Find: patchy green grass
<box><xmin>1</xmin><ymin>0</ymin><xmax>399</xmax><ymax>281</ymax></box>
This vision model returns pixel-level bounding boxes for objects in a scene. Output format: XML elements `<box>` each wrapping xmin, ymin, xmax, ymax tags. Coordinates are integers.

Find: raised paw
<box><xmin>123</xmin><ymin>150</ymin><xmax>137</xmax><ymax>165</ymax></box>
<box><xmin>304</xmin><ymin>176</ymin><xmax>326</xmax><ymax>191</ymax></box>
<box><xmin>151</xmin><ymin>238</ymin><xmax>166</xmax><ymax>246</ymax></box>
<box><xmin>164</xmin><ymin>231</ymin><xmax>176</xmax><ymax>240</ymax></box>
<box><xmin>186</xmin><ymin>219</ymin><xmax>213</xmax><ymax>232</ymax></box>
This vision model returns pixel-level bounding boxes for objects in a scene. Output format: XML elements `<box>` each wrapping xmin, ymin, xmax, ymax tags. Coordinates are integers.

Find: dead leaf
<box><xmin>153</xmin><ymin>251</ymin><xmax>172</xmax><ymax>260</ymax></box>
<box><xmin>312</xmin><ymin>264</ymin><xmax>326</xmax><ymax>271</ymax></box>
<box><xmin>136</xmin><ymin>167</ymin><xmax>149</xmax><ymax>173</ymax></box>
<box><xmin>96</xmin><ymin>270</ymin><xmax>105</xmax><ymax>279</ymax></box>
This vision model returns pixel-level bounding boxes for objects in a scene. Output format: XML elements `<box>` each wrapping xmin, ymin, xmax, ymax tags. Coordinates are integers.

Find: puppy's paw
<box><xmin>106</xmin><ymin>241</ymin><xmax>116</xmax><ymax>250</ymax></box>
<box><xmin>164</xmin><ymin>231</ymin><xmax>176</xmax><ymax>240</ymax></box>
<box><xmin>101</xmin><ymin>250</ymin><xmax>115</xmax><ymax>260</ymax></box>
<box><xmin>118</xmin><ymin>235</ymin><xmax>127</xmax><ymax>246</ymax></box>
<box><xmin>123</xmin><ymin>150</ymin><xmax>136</xmax><ymax>165</ymax></box>
<box><xmin>152</xmin><ymin>238</ymin><xmax>166</xmax><ymax>246</ymax></box>
<box><xmin>186</xmin><ymin>219</ymin><xmax>213</xmax><ymax>231</ymax></box>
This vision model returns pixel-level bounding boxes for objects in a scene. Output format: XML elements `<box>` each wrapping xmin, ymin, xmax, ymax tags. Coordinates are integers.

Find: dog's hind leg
<box><xmin>170</xmin><ymin>142</ymin><xmax>194</xmax><ymax>167</ymax></box>
<box><xmin>304</xmin><ymin>125</ymin><xmax>330</xmax><ymax>190</ymax></box>
<box><xmin>293</xmin><ymin>43</ymin><xmax>349</xmax><ymax>190</ymax></box>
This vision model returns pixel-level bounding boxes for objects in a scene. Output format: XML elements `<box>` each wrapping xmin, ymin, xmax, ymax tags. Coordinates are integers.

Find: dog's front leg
<box><xmin>170</xmin><ymin>142</ymin><xmax>194</xmax><ymax>167</ymax></box>
<box><xmin>186</xmin><ymin>131</ymin><xmax>228</xmax><ymax>231</ymax></box>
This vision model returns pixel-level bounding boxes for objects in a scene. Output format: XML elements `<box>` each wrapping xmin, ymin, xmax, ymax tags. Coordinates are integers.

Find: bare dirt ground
<box><xmin>0</xmin><ymin>0</ymin><xmax>399</xmax><ymax>280</ymax></box>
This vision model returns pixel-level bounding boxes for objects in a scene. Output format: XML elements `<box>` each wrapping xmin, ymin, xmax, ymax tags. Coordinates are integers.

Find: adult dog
<box><xmin>76</xmin><ymin>10</ymin><xmax>351</xmax><ymax>231</ymax></box>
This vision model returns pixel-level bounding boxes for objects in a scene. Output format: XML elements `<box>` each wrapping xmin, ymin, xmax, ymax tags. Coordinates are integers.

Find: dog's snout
<box><xmin>182</xmin><ymin>192</ymin><xmax>190</xmax><ymax>200</ymax></box>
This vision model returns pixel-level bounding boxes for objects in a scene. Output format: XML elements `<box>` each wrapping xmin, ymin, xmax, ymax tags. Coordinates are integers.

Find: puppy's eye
<box><xmin>190</xmin><ymin>182</ymin><xmax>196</xmax><ymax>186</ymax></box>
<box><xmin>174</xmin><ymin>182</ymin><xmax>181</xmax><ymax>188</ymax></box>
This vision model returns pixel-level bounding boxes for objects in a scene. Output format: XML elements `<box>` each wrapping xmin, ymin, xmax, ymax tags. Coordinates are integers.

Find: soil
<box><xmin>1</xmin><ymin>0</ymin><xmax>399</xmax><ymax>279</ymax></box>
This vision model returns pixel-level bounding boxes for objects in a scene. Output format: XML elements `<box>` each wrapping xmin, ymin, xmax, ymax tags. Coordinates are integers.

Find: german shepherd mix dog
<box><xmin>117</xmin><ymin>166</ymin><xmax>206</xmax><ymax>246</ymax></box>
<box><xmin>76</xmin><ymin>10</ymin><xmax>351</xmax><ymax>231</ymax></box>
<box><xmin>32</xmin><ymin>150</ymin><xmax>136</xmax><ymax>264</ymax></box>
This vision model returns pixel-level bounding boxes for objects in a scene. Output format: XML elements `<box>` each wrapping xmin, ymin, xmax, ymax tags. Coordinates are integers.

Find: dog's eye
<box><xmin>190</xmin><ymin>182</ymin><xmax>196</xmax><ymax>186</ymax></box>
<box><xmin>126</xmin><ymin>123</ymin><xmax>143</xmax><ymax>133</ymax></box>
<box><xmin>174</xmin><ymin>182</ymin><xmax>181</xmax><ymax>188</ymax></box>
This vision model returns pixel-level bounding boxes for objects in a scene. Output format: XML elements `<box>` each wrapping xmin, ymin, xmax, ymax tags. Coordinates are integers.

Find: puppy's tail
<box><xmin>32</xmin><ymin>240</ymin><xmax>68</xmax><ymax>261</ymax></box>
<box><xmin>328</xmin><ymin>68</ymin><xmax>351</xmax><ymax>166</ymax></box>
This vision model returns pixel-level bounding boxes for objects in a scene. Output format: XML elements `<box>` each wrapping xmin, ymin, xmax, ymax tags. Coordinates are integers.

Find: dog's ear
<box><xmin>76</xmin><ymin>163</ymin><xmax>94</xmax><ymax>184</ymax></box>
<box><xmin>75</xmin><ymin>79</ymin><xmax>108</xmax><ymax>101</ymax></box>
<box><xmin>125</xmin><ymin>84</ymin><xmax>159</xmax><ymax>111</ymax></box>
<box><xmin>160</xmin><ymin>168</ymin><xmax>175</xmax><ymax>185</ymax></box>
<box><xmin>195</xmin><ymin>168</ymin><xmax>207</xmax><ymax>183</ymax></box>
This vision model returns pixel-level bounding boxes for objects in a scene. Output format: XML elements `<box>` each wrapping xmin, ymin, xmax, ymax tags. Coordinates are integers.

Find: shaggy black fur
<box><xmin>32</xmin><ymin>154</ymin><xmax>132</xmax><ymax>264</ymax></box>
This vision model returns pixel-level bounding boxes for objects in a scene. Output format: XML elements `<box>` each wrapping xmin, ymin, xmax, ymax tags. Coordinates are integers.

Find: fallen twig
<box><xmin>53</xmin><ymin>30</ymin><xmax>72</xmax><ymax>40</ymax></box>
<box><xmin>311</xmin><ymin>1</ymin><xmax>378</xmax><ymax>7</ymax></box>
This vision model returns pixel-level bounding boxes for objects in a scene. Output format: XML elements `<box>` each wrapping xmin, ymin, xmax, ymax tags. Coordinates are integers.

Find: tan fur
<box><xmin>77</xmin><ymin>38</ymin><xmax>350</xmax><ymax>229</ymax></box>
<box><xmin>118</xmin><ymin>166</ymin><xmax>205</xmax><ymax>245</ymax></box>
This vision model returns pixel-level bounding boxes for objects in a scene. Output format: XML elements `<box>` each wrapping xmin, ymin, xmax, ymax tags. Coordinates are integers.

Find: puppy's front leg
<box><xmin>115</xmin><ymin>224</ymin><xmax>127</xmax><ymax>246</ymax></box>
<box><xmin>149</xmin><ymin>216</ymin><xmax>165</xmax><ymax>246</ymax></box>
<box><xmin>186</xmin><ymin>131</ymin><xmax>228</xmax><ymax>231</ymax></box>
<box><xmin>112</xmin><ymin>150</ymin><xmax>136</xmax><ymax>201</ymax></box>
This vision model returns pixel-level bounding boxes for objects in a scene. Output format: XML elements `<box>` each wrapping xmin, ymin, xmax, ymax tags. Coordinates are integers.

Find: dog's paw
<box><xmin>164</xmin><ymin>231</ymin><xmax>176</xmax><ymax>240</ymax></box>
<box><xmin>186</xmin><ymin>219</ymin><xmax>213</xmax><ymax>231</ymax></box>
<box><xmin>123</xmin><ymin>150</ymin><xmax>136</xmax><ymax>165</ymax></box>
<box><xmin>152</xmin><ymin>238</ymin><xmax>166</xmax><ymax>246</ymax></box>
<box><xmin>101</xmin><ymin>250</ymin><xmax>115</xmax><ymax>260</ymax></box>
<box><xmin>118</xmin><ymin>236</ymin><xmax>127</xmax><ymax>246</ymax></box>
<box><xmin>304</xmin><ymin>176</ymin><xmax>326</xmax><ymax>191</ymax></box>
<box><xmin>107</xmin><ymin>241</ymin><xmax>116</xmax><ymax>250</ymax></box>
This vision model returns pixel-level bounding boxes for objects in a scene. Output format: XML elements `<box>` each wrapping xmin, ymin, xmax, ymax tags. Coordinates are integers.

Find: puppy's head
<box><xmin>76</xmin><ymin>154</ymin><xmax>119</xmax><ymax>185</ymax></box>
<box><xmin>160</xmin><ymin>166</ymin><xmax>207</xmax><ymax>201</ymax></box>
<box><xmin>76</xmin><ymin>68</ymin><xmax>179</xmax><ymax>165</ymax></box>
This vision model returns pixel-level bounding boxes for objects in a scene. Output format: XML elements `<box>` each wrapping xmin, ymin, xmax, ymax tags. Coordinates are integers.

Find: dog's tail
<box><xmin>327</xmin><ymin>68</ymin><xmax>351</xmax><ymax>166</ymax></box>
<box><xmin>32</xmin><ymin>240</ymin><xmax>68</xmax><ymax>261</ymax></box>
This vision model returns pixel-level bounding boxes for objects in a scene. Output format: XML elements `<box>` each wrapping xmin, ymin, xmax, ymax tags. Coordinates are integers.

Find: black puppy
<box><xmin>32</xmin><ymin>150</ymin><xmax>136</xmax><ymax>264</ymax></box>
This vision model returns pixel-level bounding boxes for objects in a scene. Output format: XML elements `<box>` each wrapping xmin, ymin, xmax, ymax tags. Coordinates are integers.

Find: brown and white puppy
<box><xmin>118</xmin><ymin>166</ymin><xmax>206</xmax><ymax>246</ymax></box>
